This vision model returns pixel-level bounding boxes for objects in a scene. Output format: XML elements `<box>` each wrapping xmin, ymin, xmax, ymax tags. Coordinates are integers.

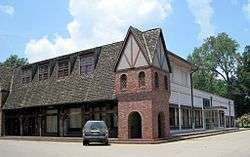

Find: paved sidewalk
<box><xmin>0</xmin><ymin>128</ymin><xmax>245</xmax><ymax>144</ymax></box>
<box><xmin>0</xmin><ymin>130</ymin><xmax>250</xmax><ymax>157</ymax></box>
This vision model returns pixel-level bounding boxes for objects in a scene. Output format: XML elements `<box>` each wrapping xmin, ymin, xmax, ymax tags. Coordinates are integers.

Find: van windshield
<box><xmin>84</xmin><ymin>122</ymin><xmax>107</xmax><ymax>131</ymax></box>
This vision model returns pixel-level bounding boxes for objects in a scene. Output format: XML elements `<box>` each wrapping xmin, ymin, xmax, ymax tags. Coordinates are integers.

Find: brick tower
<box><xmin>114</xmin><ymin>27</ymin><xmax>171</xmax><ymax>141</ymax></box>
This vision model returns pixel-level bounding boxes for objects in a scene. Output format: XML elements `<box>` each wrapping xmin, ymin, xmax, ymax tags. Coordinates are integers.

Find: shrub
<box><xmin>236</xmin><ymin>114</ymin><xmax>250</xmax><ymax>128</ymax></box>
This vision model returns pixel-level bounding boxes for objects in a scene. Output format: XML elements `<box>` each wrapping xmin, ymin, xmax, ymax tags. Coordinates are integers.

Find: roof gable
<box><xmin>152</xmin><ymin>35</ymin><xmax>171</xmax><ymax>72</ymax></box>
<box><xmin>115</xmin><ymin>27</ymin><xmax>150</xmax><ymax>71</ymax></box>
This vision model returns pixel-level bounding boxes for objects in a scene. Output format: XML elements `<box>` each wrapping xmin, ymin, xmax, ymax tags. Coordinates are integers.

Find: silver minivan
<box><xmin>82</xmin><ymin>120</ymin><xmax>109</xmax><ymax>145</ymax></box>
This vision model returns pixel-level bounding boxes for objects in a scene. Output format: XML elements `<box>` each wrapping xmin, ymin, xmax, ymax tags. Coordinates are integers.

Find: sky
<box><xmin>0</xmin><ymin>0</ymin><xmax>249</xmax><ymax>63</ymax></box>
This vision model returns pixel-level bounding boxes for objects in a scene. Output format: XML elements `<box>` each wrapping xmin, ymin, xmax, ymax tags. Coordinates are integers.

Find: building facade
<box><xmin>0</xmin><ymin>27</ymin><xmax>235</xmax><ymax>141</ymax></box>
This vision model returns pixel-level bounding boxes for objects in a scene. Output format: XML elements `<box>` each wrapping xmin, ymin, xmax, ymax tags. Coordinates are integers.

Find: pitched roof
<box><xmin>0</xmin><ymin>66</ymin><xmax>12</xmax><ymax>91</ymax></box>
<box><xmin>142</xmin><ymin>28</ymin><xmax>161</xmax><ymax>61</ymax></box>
<box><xmin>3</xmin><ymin>26</ymin><xmax>175</xmax><ymax>109</ymax></box>
<box><xmin>4</xmin><ymin>42</ymin><xmax>123</xmax><ymax>109</ymax></box>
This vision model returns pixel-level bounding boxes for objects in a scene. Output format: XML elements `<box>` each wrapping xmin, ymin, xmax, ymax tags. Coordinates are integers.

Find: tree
<box><xmin>188</xmin><ymin>33</ymin><xmax>240</xmax><ymax>97</ymax></box>
<box><xmin>233</xmin><ymin>46</ymin><xmax>250</xmax><ymax>116</ymax></box>
<box><xmin>0</xmin><ymin>55</ymin><xmax>28</xmax><ymax>68</ymax></box>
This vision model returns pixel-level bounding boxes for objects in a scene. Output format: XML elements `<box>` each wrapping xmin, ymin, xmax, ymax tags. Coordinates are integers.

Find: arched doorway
<box><xmin>158</xmin><ymin>112</ymin><xmax>165</xmax><ymax>138</ymax></box>
<box><xmin>128</xmin><ymin>112</ymin><xmax>142</xmax><ymax>138</ymax></box>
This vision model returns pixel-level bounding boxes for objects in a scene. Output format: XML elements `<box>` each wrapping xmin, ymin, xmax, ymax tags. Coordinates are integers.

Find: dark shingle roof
<box><xmin>142</xmin><ymin>28</ymin><xmax>161</xmax><ymax>61</ymax></box>
<box><xmin>4</xmin><ymin>42</ymin><xmax>123</xmax><ymax>109</ymax></box>
<box><xmin>0</xmin><ymin>66</ymin><xmax>12</xmax><ymax>91</ymax></box>
<box><xmin>3</xmin><ymin>27</ymin><xmax>172</xmax><ymax>109</ymax></box>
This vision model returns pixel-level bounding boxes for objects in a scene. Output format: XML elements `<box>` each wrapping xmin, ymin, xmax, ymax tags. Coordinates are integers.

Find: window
<box><xmin>154</xmin><ymin>72</ymin><xmax>159</xmax><ymax>88</ymax></box>
<box><xmin>181</xmin><ymin>107</ymin><xmax>191</xmax><ymax>129</ymax></box>
<box><xmin>39</xmin><ymin>64</ymin><xmax>49</xmax><ymax>80</ymax></box>
<box><xmin>138</xmin><ymin>71</ymin><xmax>145</xmax><ymax>87</ymax></box>
<box><xmin>22</xmin><ymin>69</ymin><xmax>31</xmax><ymax>84</ymax></box>
<box><xmin>164</xmin><ymin>75</ymin><xmax>168</xmax><ymax>90</ymax></box>
<box><xmin>69</xmin><ymin>108</ymin><xmax>82</xmax><ymax>128</ymax></box>
<box><xmin>46</xmin><ymin>115</ymin><xmax>58</xmax><ymax>133</ymax></box>
<box><xmin>46</xmin><ymin>109</ymin><xmax>58</xmax><ymax>133</ymax></box>
<box><xmin>194</xmin><ymin>109</ymin><xmax>203</xmax><ymax>128</ymax></box>
<box><xmin>203</xmin><ymin>98</ymin><xmax>211</xmax><ymax>108</ymax></box>
<box><xmin>80</xmin><ymin>55</ymin><xmax>95</xmax><ymax>75</ymax></box>
<box><xmin>58</xmin><ymin>60</ymin><xmax>69</xmax><ymax>78</ymax></box>
<box><xmin>120</xmin><ymin>74</ymin><xmax>127</xmax><ymax>90</ymax></box>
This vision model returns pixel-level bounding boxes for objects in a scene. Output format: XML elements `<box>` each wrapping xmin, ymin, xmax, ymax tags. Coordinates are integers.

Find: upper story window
<box><xmin>164</xmin><ymin>75</ymin><xmax>168</xmax><ymax>90</ymax></box>
<box><xmin>138</xmin><ymin>71</ymin><xmax>145</xmax><ymax>88</ymax></box>
<box><xmin>22</xmin><ymin>69</ymin><xmax>31</xmax><ymax>84</ymax></box>
<box><xmin>120</xmin><ymin>74</ymin><xmax>127</xmax><ymax>90</ymax></box>
<box><xmin>58</xmin><ymin>60</ymin><xmax>69</xmax><ymax>78</ymax></box>
<box><xmin>154</xmin><ymin>72</ymin><xmax>159</xmax><ymax>88</ymax></box>
<box><xmin>203</xmin><ymin>98</ymin><xmax>211</xmax><ymax>108</ymax></box>
<box><xmin>80</xmin><ymin>55</ymin><xmax>95</xmax><ymax>75</ymax></box>
<box><xmin>39</xmin><ymin>64</ymin><xmax>49</xmax><ymax>81</ymax></box>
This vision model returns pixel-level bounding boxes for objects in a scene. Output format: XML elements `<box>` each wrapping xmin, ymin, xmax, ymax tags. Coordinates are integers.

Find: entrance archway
<box><xmin>158</xmin><ymin>112</ymin><xmax>165</xmax><ymax>138</ymax></box>
<box><xmin>128</xmin><ymin>112</ymin><xmax>142</xmax><ymax>138</ymax></box>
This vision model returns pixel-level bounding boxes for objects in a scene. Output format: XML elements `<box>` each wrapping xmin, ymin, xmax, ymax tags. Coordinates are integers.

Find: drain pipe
<box><xmin>190</xmin><ymin>67</ymin><xmax>198</xmax><ymax>131</ymax></box>
<box><xmin>190</xmin><ymin>72</ymin><xmax>195</xmax><ymax>130</ymax></box>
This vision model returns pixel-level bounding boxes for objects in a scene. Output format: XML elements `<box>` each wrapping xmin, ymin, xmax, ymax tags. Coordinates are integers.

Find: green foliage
<box><xmin>233</xmin><ymin>46</ymin><xmax>250</xmax><ymax>116</ymax></box>
<box><xmin>189</xmin><ymin>33</ymin><xmax>250</xmax><ymax>117</ymax></box>
<box><xmin>0</xmin><ymin>55</ymin><xmax>28</xmax><ymax>69</ymax></box>
<box><xmin>236</xmin><ymin>114</ymin><xmax>250</xmax><ymax>128</ymax></box>
<box><xmin>188</xmin><ymin>32</ymin><xmax>240</xmax><ymax>98</ymax></box>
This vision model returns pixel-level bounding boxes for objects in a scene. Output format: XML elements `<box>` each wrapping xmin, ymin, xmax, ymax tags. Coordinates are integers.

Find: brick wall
<box><xmin>115</xmin><ymin>66</ymin><xmax>171</xmax><ymax>141</ymax></box>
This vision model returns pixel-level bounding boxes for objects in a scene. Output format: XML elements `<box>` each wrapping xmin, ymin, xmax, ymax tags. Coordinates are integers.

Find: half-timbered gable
<box><xmin>116</xmin><ymin>29</ymin><xmax>149</xmax><ymax>71</ymax></box>
<box><xmin>152</xmin><ymin>36</ymin><xmax>170</xmax><ymax>72</ymax></box>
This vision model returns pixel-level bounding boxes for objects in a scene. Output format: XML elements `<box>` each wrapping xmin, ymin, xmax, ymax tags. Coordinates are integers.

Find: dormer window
<box><xmin>39</xmin><ymin>64</ymin><xmax>49</xmax><ymax>81</ymax></box>
<box><xmin>80</xmin><ymin>54</ymin><xmax>95</xmax><ymax>75</ymax></box>
<box><xmin>154</xmin><ymin>72</ymin><xmax>159</xmax><ymax>88</ymax></box>
<box><xmin>138</xmin><ymin>71</ymin><xmax>145</xmax><ymax>88</ymax></box>
<box><xmin>22</xmin><ymin>69</ymin><xmax>31</xmax><ymax>84</ymax></box>
<box><xmin>58</xmin><ymin>60</ymin><xmax>69</xmax><ymax>78</ymax></box>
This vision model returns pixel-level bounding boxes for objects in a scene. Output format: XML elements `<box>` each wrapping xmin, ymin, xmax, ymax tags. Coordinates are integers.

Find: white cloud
<box><xmin>25</xmin><ymin>0</ymin><xmax>172</xmax><ymax>63</ymax></box>
<box><xmin>186</xmin><ymin>0</ymin><xmax>215</xmax><ymax>40</ymax></box>
<box><xmin>243</xmin><ymin>0</ymin><xmax>250</xmax><ymax>20</ymax></box>
<box><xmin>0</xmin><ymin>4</ymin><xmax>14</xmax><ymax>15</ymax></box>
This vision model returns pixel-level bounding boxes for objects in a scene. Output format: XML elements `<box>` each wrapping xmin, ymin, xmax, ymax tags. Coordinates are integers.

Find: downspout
<box><xmin>190</xmin><ymin>66</ymin><xmax>198</xmax><ymax>130</ymax></box>
<box><xmin>190</xmin><ymin>72</ymin><xmax>195</xmax><ymax>130</ymax></box>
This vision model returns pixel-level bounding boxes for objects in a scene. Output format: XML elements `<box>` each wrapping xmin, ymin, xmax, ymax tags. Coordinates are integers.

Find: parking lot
<box><xmin>0</xmin><ymin>130</ymin><xmax>250</xmax><ymax>157</ymax></box>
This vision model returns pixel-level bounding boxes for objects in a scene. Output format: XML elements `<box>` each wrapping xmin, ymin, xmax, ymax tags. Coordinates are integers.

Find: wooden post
<box><xmin>59</xmin><ymin>108</ymin><xmax>64</xmax><ymax>137</ymax></box>
<box><xmin>178</xmin><ymin>106</ymin><xmax>182</xmax><ymax>130</ymax></box>
<box><xmin>38</xmin><ymin>115</ymin><xmax>42</xmax><ymax>136</ymax></box>
<box><xmin>19</xmin><ymin>115</ymin><xmax>23</xmax><ymax>136</ymax></box>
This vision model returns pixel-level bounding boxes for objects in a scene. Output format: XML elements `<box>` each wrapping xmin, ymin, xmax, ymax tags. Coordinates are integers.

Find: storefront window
<box><xmin>46</xmin><ymin>115</ymin><xmax>58</xmax><ymax>133</ymax></box>
<box><xmin>69</xmin><ymin>108</ymin><xmax>82</xmax><ymax>128</ymax></box>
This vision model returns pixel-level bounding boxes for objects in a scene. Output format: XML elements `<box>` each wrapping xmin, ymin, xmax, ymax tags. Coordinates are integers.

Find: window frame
<box><xmin>38</xmin><ymin>64</ymin><xmax>49</xmax><ymax>81</ymax></box>
<box><xmin>22</xmin><ymin>68</ymin><xmax>32</xmax><ymax>84</ymax></box>
<box><xmin>58</xmin><ymin>60</ymin><xmax>69</xmax><ymax>78</ymax></box>
<box><xmin>138</xmin><ymin>71</ymin><xmax>146</xmax><ymax>88</ymax></box>
<box><xmin>80</xmin><ymin>54</ymin><xmax>95</xmax><ymax>75</ymax></box>
<box><xmin>120</xmin><ymin>74</ymin><xmax>127</xmax><ymax>90</ymax></box>
<box><xmin>154</xmin><ymin>72</ymin><xmax>159</xmax><ymax>88</ymax></box>
<box><xmin>164</xmin><ymin>75</ymin><xmax>168</xmax><ymax>90</ymax></box>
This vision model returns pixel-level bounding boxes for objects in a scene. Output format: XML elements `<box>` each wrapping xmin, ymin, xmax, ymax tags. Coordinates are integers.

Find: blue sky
<box><xmin>0</xmin><ymin>0</ymin><xmax>249</xmax><ymax>63</ymax></box>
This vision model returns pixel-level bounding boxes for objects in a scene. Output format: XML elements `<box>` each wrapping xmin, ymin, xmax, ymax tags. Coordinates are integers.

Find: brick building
<box><xmin>0</xmin><ymin>27</ymin><xmax>235</xmax><ymax>141</ymax></box>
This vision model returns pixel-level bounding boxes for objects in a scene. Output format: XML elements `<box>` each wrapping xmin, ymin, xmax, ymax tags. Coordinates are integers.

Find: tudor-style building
<box><xmin>0</xmin><ymin>26</ymin><xmax>235</xmax><ymax>141</ymax></box>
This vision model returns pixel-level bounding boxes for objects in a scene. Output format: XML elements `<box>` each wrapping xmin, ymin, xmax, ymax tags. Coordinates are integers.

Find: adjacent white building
<box><xmin>168</xmin><ymin>52</ymin><xmax>235</xmax><ymax>133</ymax></box>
